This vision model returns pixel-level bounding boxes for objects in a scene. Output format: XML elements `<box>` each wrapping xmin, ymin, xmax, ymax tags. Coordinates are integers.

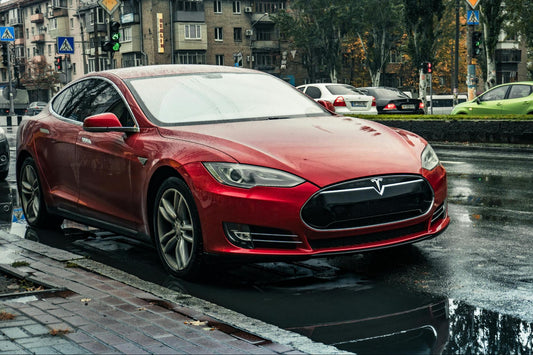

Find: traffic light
<box><xmin>1</xmin><ymin>44</ymin><xmax>7</xmax><ymax>66</ymax></box>
<box><xmin>472</xmin><ymin>31</ymin><xmax>482</xmax><ymax>57</ymax></box>
<box><xmin>102</xmin><ymin>21</ymin><xmax>121</xmax><ymax>52</ymax></box>
<box><xmin>421</xmin><ymin>61</ymin><xmax>432</xmax><ymax>74</ymax></box>
<box><xmin>54</xmin><ymin>56</ymin><xmax>63</xmax><ymax>71</ymax></box>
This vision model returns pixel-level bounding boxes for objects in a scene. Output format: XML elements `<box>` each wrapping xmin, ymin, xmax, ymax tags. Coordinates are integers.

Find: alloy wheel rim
<box><xmin>20</xmin><ymin>164</ymin><xmax>40</xmax><ymax>224</ymax></box>
<box><xmin>156</xmin><ymin>188</ymin><xmax>195</xmax><ymax>271</ymax></box>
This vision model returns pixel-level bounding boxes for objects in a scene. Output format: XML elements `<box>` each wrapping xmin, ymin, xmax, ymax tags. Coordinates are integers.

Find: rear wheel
<box><xmin>18</xmin><ymin>157</ymin><xmax>63</xmax><ymax>228</ymax></box>
<box><xmin>153</xmin><ymin>177</ymin><xmax>203</xmax><ymax>279</ymax></box>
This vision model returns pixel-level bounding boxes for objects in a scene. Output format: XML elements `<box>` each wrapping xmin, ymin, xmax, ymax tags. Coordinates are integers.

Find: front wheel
<box><xmin>153</xmin><ymin>177</ymin><xmax>204</xmax><ymax>280</ymax></box>
<box><xmin>18</xmin><ymin>157</ymin><xmax>63</xmax><ymax>228</ymax></box>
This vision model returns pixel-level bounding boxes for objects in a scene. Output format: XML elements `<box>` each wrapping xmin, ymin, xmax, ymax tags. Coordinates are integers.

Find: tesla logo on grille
<box><xmin>370</xmin><ymin>178</ymin><xmax>385</xmax><ymax>196</ymax></box>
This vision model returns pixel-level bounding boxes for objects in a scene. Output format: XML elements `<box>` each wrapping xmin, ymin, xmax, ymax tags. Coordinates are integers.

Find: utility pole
<box><xmin>465</xmin><ymin>0</ymin><xmax>480</xmax><ymax>101</ymax></box>
<box><xmin>453</xmin><ymin>0</ymin><xmax>460</xmax><ymax>106</ymax></box>
<box><xmin>7</xmin><ymin>43</ymin><xmax>14</xmax><ymax>117</ymax></box>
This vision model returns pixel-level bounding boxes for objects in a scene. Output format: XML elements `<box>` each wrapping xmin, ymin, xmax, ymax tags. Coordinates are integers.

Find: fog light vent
<box><xmin>224</xmin><ymin>223</ymin><xmax>253</xmax><ymax>249</ymax></box>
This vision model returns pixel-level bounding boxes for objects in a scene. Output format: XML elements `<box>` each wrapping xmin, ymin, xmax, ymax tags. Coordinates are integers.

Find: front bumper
<box><xmin>182</xmin><ymin>163</ymin><xmax>449</xmax><ymax>258</ymax></box>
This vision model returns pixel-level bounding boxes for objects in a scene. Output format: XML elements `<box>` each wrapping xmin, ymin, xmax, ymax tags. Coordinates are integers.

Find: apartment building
<box><xmin>0</xmin><ymin>0</ymin><xmax>298</xmax><ymax>101</ymax></box>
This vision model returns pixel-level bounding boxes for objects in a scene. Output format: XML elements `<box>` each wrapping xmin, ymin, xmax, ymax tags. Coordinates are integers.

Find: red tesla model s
<box><xmin>16</xmin><ymin>65</ymin><xmax>449</xmax><ymax>279</ymax></box>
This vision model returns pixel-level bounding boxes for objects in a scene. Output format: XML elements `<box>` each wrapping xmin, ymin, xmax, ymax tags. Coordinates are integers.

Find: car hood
<box><xmin>158</xmin><ymin>116</ymin><xmax>426</xmax><ymax>187</ymax></box>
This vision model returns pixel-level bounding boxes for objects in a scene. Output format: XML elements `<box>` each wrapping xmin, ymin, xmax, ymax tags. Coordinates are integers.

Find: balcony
<box><xmin>31</xmin><ymin>34</ymin><xmax>45</xmax><ymax>43</ymax></box>
<box><xmin>31</xmin><ymin>13</ymin><xmax>44</xmax><ymax>23</ymax></box>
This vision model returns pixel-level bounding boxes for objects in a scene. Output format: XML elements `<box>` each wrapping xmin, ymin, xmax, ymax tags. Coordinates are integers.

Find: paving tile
<box><xmin>113</xmin><ymin>342</ymin><xmax>151</xmax><ymax>354</ymax></box>
<box><xmin>77</xmin><ymin>340</ymin><xmax>120</xmax><ymax>354</ymax></box>
<box><xmin>0</xmin><ymin>339</ymin><xmax>25</xmax><ymax>352</ymax></box>
<box><xmin>2</xmin><ymin>327</ymin><xmax>30</xmax><ymax>339</ymax></box>
<box><xmin>22</xmin><ymin>324</ymin><xmax>50</xmax><ymax>336</ymax></box>
<box><xmin>26</xmin><ymin>345</ymin><xmax>61</xmax><ymax>354</ymax></box>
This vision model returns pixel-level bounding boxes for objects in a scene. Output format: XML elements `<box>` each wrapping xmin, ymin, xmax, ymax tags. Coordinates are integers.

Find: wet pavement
<box><xmin>1</xmin><ymin>125</ymin><xmax>532</xmax><ymax>354</ymax></box>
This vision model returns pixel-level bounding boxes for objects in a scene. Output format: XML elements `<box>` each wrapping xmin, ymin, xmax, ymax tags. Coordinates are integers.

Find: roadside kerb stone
<box><xmin>1</xmin><ymin>232</ymin><xmax>346</xmax><ymax>354</ymax></box>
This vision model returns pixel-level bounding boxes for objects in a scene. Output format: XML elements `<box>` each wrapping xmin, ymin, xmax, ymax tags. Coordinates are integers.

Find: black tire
<box><xmin>18</xmin><ymin>157</ymin><xmax>63</xmax><ymax>229</ymax></box>
<box><xmin>153</xmin><ymin>177</ymin><xmax>204</xmax><ymax>280</ymax></box>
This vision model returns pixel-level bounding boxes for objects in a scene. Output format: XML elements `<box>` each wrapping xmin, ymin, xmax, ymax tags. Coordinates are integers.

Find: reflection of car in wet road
<box><xmin>16</xmin><ymin>65</ymin><xmax>449</xmax><ymax>279</ymax></box>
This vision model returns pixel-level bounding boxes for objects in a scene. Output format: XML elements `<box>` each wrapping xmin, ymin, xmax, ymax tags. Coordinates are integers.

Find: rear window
<box><xmin>369</xmin><ymin>88</ymin><xmax>409</xmax><ymax>99</ymax></box>
<box><xmin>326</xmin><ymin>85</ymin><xmax>360</xmax><ymax>95</ymax></box>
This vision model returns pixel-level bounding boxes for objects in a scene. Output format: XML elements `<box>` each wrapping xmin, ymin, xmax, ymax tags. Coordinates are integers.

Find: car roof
<box><xmin>86</xmin><ymin>64</ymin><xmax>259</xmax><ymax>80</ymax></box>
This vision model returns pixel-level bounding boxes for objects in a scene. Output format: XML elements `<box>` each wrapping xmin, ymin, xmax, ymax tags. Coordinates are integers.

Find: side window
<box><xmin>480</xmin><ymin>86</ymin><xmax>508</xmax><ymax>102</ymax></box>
<box><xmin>508</xmin><ymin>85</ymin><xmax>531</xmax><ymax>100</ymax></box>
<box><xmin>52</xmin><ymin>79</ymin><xmax>134</xmax><ymax>127</ymax></box>
<box><xmin>305</xmin><ymin>86</ymin><xmax>321</xmax><ymax>99</ymax></box>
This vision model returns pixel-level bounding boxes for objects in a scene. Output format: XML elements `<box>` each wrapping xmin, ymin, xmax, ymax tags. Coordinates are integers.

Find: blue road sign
<box><xmin>467</xmin><ymin>10</ymin><xmax>479</xmax><ymax>25</ymax></box>
<box><xmin>57</xmin><ymin>36</ymin><xmax>75</xmax><ymax>54</ymax></box>
<box><xmin>0</xmin><ymin>27</ymin><xmax>15</xmax><ymax>42</ymax></box>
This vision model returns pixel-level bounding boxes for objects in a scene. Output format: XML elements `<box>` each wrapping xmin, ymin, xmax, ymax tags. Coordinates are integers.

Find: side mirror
<box><xmin>83</xmin><ymin>112</ymin><xmax>139</xmax><ymax>133</ymax></box>
<box><xmin>317</xmin><ymin>99</ymin><xmax>336</xmax><ymax>113</ymax></box>
<box><xmin>475</xmin><ymin>98</ymin><xmax>481</xmax><ymax>104</ymax></box>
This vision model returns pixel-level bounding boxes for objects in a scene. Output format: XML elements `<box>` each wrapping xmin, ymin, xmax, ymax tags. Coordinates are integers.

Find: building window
<box><xmin>216</xmin><ymin>54</ymin><xmax>224</xmax><ymax>66</ymax></box>
<box><xmin>255</xmin><ymin>1</ymin><xmax>285</xmax><ymax>14</ymax></box>
<box><xmin>185</xmin><ymin>24</ymin><xmax>201</xmax><ymax>39</ymax></box>
<box><xmin>233</xmin><ymin>1</ymin><xmax>241</xmax><ymax>13</ymax></box>
<box><xmin>49</xmin><ymin>18</ymin><xmax>57</xmax><ymax>30</ymax></box>
<box><xmin>121</xmin><ymin>27</ymin><xmax>132</xmax><ymax>42</ymax></box>
<box><xmin>177</xmin><ymin>51</ymin><xmax>206</xmax><ymax>64</ymax></box>
<box><xmin>214</xmin><ymin>1</ymin><xmax>222</xmax><ymax>13</ymax></box>
<box><xmin>177</xmin><ymin>0</ymin><xmax>204</xmax><ymax>11</ymax></box>
<box><xmin>90</xmin><ymin>8</ymin><xmax>105</xmax><ymax>25</ymax></box>
<box><xmin>26</xmin><ymin>28</ymin><xmax>29</xmax><ymax>39</ymax></box>
<box><xmin>70</xmin><ymin>18</ymin><xmax>74</xmax><ymax>29</ymax></box>
<box><xmin>72</xmin><ymin>63</ymin><xmax>76</xmax><ymax>75</ymax></box>
<box><xmin>48</xmin><ymin>44</ymin><xmax>51</xmax><ymax>56</ymax></box>
<box><xmin>234</xmin><ymin>28</ymin><xmax>242</xmax><ymax>42</ymax></box>
<box><xmin>122</xmin><ymin>53</ymin><xmax>144</xmax><ymax>67</ymax></box>
<box><xmin>214</xmin><ymin>27</ymin><xmax>223</xmax><ymax>41</ymax></box>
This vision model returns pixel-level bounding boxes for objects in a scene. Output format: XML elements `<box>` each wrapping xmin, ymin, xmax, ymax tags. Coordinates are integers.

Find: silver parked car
<box><xmin>297</xmin><ymin>83</ymin><xmax>378</xmax><ymax>115</ymax></box>
<box><xmin>26</xmin><ymin>101</ymin><xmax>47</xmax><ymax>116</ymax></box>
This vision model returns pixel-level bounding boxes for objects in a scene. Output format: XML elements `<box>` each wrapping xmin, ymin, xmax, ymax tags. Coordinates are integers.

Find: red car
<box><xmin>16</xmin><ymin>65</ymin><xmax>449</xmax><ymax>279</ymax></box>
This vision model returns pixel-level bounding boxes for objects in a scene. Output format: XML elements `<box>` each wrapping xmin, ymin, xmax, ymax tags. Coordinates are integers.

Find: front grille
<box><xmin>308</xmin><ymin>222</ymin><xmax>427</xmax><ymax>249</ymax></box>
<box><xmin>301</xmin><ymin>175</ymin><xmax>434</xmax><ymax>230</ymax></box>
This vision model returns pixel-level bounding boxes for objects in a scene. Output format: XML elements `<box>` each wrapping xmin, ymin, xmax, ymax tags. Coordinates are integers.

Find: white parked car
<box><xmin>297</xmin><ymin>83</ymin><xmax>378</xmax><ymax>115</ymax></box>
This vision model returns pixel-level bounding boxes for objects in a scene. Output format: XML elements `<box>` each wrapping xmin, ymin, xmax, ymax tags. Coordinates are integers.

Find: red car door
<box><xmin>74</xmin><ymin>79</ymin><xmax>143</xmax><ymax>231</ymax></box>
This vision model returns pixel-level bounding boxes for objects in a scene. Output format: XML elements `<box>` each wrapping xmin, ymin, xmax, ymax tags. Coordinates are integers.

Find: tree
<box><xmin>351</xmin><ymin>0</ymin><xmax>405</xmax><ymax>86</ymax></box>
<box><xmin>402</xmin><ymin>0</ymin><xmax>444</xmax><ymax>100</ymax></box>
<box><xmin>479</xmin><ymin>0</ymin><xmax>505</xmax><ymax>88</ymax></box>
<box><xmin>273</xmin><ymin>0</ymin><xmax>350</xmax><ymax>82</ymax></box>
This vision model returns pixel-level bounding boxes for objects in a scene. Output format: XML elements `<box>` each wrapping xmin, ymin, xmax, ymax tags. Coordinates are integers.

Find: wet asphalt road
<box><xmin>1</xmin><ymin>126</ymin><xmax>532</xmax><ymax>354</ymax></box>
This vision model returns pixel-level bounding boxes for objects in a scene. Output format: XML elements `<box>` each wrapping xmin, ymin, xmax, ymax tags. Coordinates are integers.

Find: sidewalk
<box><xmin>0</xmin><ymin>232</ymin><xmax>341</xmax><ymax>354</ymax></box>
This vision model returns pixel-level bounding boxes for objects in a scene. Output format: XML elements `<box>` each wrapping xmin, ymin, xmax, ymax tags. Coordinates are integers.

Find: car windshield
<box><xmin>326</xmin><ymin>85</ymin><xmax>360</xmax><ymax>95</ymax></box>
<box><xmin>127</xmin><ymin>72</ymin><xmax>325</xmax><ymax>125</ymax></box>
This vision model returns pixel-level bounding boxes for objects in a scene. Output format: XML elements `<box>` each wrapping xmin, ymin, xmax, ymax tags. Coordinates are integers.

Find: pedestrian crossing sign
<box><xmin>57</xmin><ymin>36</ymin><xmax>75</xmax><ymax>54</ymax></box>
<box><xmin>0</xmin><ymin>27</ymin><xmax>15</xmax><ymax>42</ymax></box>
<box><xmin>467</xmin><ymin>10</ymin><xmax>480</xmax><ymax>25</ymax></box>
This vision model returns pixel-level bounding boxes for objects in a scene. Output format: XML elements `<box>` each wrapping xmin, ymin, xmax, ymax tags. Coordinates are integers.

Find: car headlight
<box><xmin>421</xmin><ymin>144</ymin><xmax>440</xmax><ymax>171</ymax></box>
<box><xmin>203</xmin><ymin>162</ymin><xmax>305</xmax><ymax>189</ymax></box>
<box><xmin>0</xmin><ymin>127</ymin><xmax>6</xmax><ymax>142</ymax></box>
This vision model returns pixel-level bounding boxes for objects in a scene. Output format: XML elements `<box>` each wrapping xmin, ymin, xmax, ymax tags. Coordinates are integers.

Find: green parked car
<box><xmin>451</xmin><ymin>81</ymin><xmax>533</xmax><ymax>115</ymax></box>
